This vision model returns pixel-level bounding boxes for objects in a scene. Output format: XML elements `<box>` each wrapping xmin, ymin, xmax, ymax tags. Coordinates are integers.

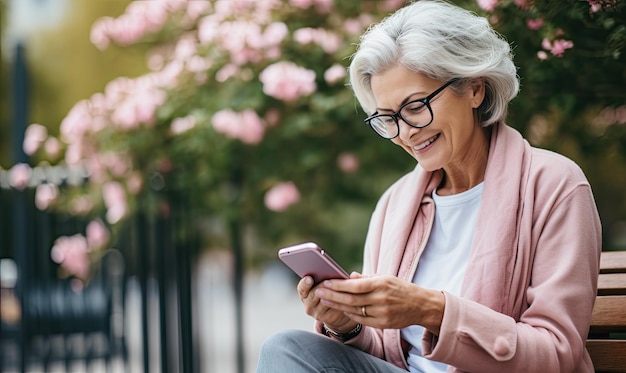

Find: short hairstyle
<box><xmin>349</xmin><ymin>0</ymin><xmax>519</xmax><ymax>127</ymax></box>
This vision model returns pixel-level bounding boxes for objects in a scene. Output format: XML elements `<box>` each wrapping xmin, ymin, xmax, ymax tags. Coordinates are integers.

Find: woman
<box><xmin>257</xmin><ymin>0</ymin><xmax>602</xmax><ymax>372</ymax></box>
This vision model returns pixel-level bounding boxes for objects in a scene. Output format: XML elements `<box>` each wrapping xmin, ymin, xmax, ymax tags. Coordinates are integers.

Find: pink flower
<box><xmin>293</xmin><ymin>28</ymin><xmax>341</xmax><ymax>53</ymax></box>
<box><xmin>238</xmin><ymin>110</ymin><xmax>265</xmax><ymax>144</ymax></box>
<box><xmin>337</xmin><ymin>153</ymin><xmax>359</xmax><ymax>173</ymax></box>
<box><xmin>170</xmin><ymin>115</ymin><xmax>197</xmax><ymax>134</ymax></box>
<box><xmin>185</xmin><ymin>0</ymin><xmax>212</xmax><ymax>21</ymax></box>
<box><xmin>476</xmin><ymin>0</ymin><xmax>499</xmax><ymax>11</ymax></box>
<box><xmin>343</xmin><ymin>19</ymin><xmax>363</xmax><ymax>35</ymax></box>
<box><xmin>513</xmin><ymin>0</ymin><xmax>528</xmax><ymax>9</ymax></box>
<box><xmin>526</xmin><ymin>18</ymin><xmax>544</xmax><ymax>30</ymax></box>
<box><xmin>10</xmin><ymin>163</ymin><xmax>32</xmax><ymax>190</ymax></box>
<box><xmin>102</xmin><ymin>181</ymin><xmax>128</xmax><ymax>224</ymax></box>
<box><xmin>90</xmin><ymin>1</ymin><xmax>171</xmax><ymax>49</ymax></box>
<box><xmin>537</xmin><ymin>51</ymin><xmax>549</xmax><ymax>60</ymax></box>
<box><xmin>23</xmin><ymin>123</ymin><xmax>48</xmax><ymax>155</ymax></box>
<box><xmin>51</xmin><ymin>234</ymin><xmax>90</xmax><ymax>279</ymax></box>
<box><xmin>211</xmin><ymin>109</ymin><xmax>266</xmax><ymax>144</ymax></box>
<box><xmin>259</xmin><ymin>61</ymin><xmax>316</xmax><ymax>101</ymax></box>
<box><xmin>60</xmin><ymin>99</ymin><xmax>92</xmax><ymax>144</ymax></box>
<box><xmin>324</xmin><ymin>64</ymin><xmax>347</xmax><ymax>84</ymax></box>
<box><xmin>44</xmin><ymin>137</ymin><xmax>62</xmax><ymax>158</ymax></box>
<box><xmin>588</xmin><ymin>1</ymin><xmax>602</xmax><ymax>13</ymax></box>
<box><xmin>262</xmin><ymin>22</ymin><xmax>289</xmax><ymax>48</ymax></box>
<box><xmin>86</xmin><ymin>219</ymin><xmax>110</xmax><ymax>249</ymax></box>
<box><xmin>264</xmin><ymin>181</ymin><xmax>301</xmax><ymax>212</ymax></box>
<box><xmin>35</xmin><ymin>183</ymin><xmax>59</xmax><ymax>210</ymax></box>
<box><xmin>550</xmin><ymin>39</ymin><xmax>574</xmax><ymax>57</ymax></box>
<box><xmin>216</xmin><ymin>64</ymin><xmax>240</xmax><ymax>82</ymax></box>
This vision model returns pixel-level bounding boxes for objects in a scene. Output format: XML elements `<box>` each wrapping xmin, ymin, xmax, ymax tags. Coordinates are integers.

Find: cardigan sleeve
<box><xmin>422</xmin><ymin>184</ymin><xmax>601</xmax><ymax>372</ymax></box>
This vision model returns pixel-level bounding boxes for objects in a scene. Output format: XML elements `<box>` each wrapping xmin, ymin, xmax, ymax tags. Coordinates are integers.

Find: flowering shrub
<box><xmin>473</xmin><ymin>0</ymin><xmax>625</xmax><ymax>145</ymax></box>
<box><xmin>21</xmin><ymin>0</ymin><xmax>413</xmax><ymax>279</ymax></box>
<box><xmin>16</xmin><ymin>0</ymin><xmax>626</xmax><ymax>279</ymax></box>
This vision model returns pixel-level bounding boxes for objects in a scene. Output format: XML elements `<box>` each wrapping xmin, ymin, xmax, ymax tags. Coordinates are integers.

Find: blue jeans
<box><xmin>256</xmin><ymin>329</ymin><xmax>409</xmax><ymax>372</ymax></box>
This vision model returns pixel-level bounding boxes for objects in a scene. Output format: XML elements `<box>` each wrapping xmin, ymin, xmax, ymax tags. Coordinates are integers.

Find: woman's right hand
<box><xmin>297</xmin><ymin>276</ymin><xmax>358</xmax><ymax>332</ymax></box>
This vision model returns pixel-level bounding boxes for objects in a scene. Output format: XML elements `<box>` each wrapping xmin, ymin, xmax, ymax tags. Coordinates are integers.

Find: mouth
<box><xmin>413</xmin><ymin>133</ymin><xmax>440</xmax><ymax>152</ymax></box>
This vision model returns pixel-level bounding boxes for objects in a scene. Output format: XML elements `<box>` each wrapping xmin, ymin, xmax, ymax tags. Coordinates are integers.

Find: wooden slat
<box><xmin>587</xmin><ymin>340</ymin><xmax>626</xmax><ymax>372</ymax></box>
<box><xmin>600</xmin><ymin>251</ymin><xmax>626</xmax><ymax>274</ymax></box>
<box><xmin>589</xmin><ymin>251</ymin><xmax>626</xmax><ymax>372</ymax></box>
<box><xmin>590</xmin><ymin>296</ymin><xmax>626</xmax><ymax>334</ymax></box>
<box><xmin>598</xmin><ymin>273</ymin><xmax>626</xmax><ymax>296</ymax></box>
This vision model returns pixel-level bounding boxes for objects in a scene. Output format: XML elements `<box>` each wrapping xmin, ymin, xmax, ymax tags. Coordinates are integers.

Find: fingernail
<box><xmin>305</xmin><ymin>277</ymin><xmax>313</xmax><ymax>285</ymax></box>
<box><xmin>315</xmin><ymin>289</ymin><xmax>324</xmax><ymax>297</ymax></box>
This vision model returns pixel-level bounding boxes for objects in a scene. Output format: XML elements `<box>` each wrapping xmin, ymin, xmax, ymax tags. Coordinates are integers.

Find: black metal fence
<box><xmin>0</xmin><ymin>167</ymin><xmax>201</xmax><ymax>373</ymax></box>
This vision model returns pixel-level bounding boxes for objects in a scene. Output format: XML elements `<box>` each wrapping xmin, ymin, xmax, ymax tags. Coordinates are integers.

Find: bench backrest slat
<box><xmin>586</xmin><ymin>340</ymin><xmax>626</xmax><ymax>373</ymax></box>
<box><xmin>588</xmin><ymin>251</ymin><xmax>626</xmax><ymax>372</ymax></box>
<box><xmin>599</xmin><ymin>251</ymin><xmax>626</xmax><ymax>274</ymax></box>
<box><xmin>597</xmin><ymin>273</ymin><xmax>626</xmax><ymax>296</ymax></box>
<box><xmin>590</xmin><ymin>296</ymin><xmax>626</xmax><ymax>334</ymax></box>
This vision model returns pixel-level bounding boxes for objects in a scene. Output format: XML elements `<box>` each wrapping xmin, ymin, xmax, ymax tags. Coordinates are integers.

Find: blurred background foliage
<box><xmin>1</xmin><ymin>0</ymin><xmax>625</xmax><ymax>278</ymax></box>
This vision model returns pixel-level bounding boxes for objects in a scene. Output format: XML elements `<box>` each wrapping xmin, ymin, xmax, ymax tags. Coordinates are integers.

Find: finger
<box><xmin>322</xmin><ymin>277</ymin><xmax>376</xmax><ymax>294</ymax></box>
<box><xmin>297</xmin><ymin>276</ymin><xmax>315</xmax><ymax>299</ymax></box>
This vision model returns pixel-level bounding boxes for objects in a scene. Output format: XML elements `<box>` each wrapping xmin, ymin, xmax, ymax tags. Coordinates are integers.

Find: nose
<box><xmin>396</xmin><ymin>118</ymin><xmax>420</xmax><ymax>142</ymax></box>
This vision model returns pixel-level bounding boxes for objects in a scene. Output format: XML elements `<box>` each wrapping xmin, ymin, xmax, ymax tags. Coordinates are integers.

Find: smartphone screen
<box><xmin>278</xmin><ymin>242</ymin><xmax>349</xmax><ymax>284</ymax></box>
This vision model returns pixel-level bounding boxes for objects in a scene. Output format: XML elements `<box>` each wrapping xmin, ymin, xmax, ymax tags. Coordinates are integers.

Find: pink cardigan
<box><xmin>316</xmin><ymin>123</ymin><xmax>602</xmax><ymax>372</ymax></box>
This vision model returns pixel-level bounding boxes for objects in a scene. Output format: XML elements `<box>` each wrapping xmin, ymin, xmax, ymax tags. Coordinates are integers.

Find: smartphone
<box><xmin>278</xmin><ymin>242</ymin><xmax>349</xmax><ymax>284</ymax></box>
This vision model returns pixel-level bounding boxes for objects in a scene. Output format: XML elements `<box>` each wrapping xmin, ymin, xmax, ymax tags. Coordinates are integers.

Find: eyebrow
<box><xmin>375</xmin><ymin>91</ymin><xmax>428</xmax><ymax>112</ymax></box>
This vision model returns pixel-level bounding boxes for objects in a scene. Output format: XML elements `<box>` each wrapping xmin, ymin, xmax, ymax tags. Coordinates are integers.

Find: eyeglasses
<box><xmin>364</xmin><ymin>79</ymin><xmax>458</xmax><ymax>139</ymax></box>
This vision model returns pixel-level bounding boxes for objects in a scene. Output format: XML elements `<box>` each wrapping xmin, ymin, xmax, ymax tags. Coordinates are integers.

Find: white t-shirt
<box><xmin>401</xmin><ymin>182</ymin><xmax>484</xmax><ymax>373</ymax></box>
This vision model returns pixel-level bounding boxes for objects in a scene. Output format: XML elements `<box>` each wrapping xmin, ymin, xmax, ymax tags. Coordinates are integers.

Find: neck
<box><xmin>438</xmin><ymin>126</ymin><xmax>490</xmax><ymax>196</ymax></box>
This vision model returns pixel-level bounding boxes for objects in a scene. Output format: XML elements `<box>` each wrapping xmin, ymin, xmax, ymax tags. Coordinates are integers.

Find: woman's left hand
<box><xmin>315</xmin><ymin>273</ymin><xmax>446</xmax><ymax>335</ymax></box>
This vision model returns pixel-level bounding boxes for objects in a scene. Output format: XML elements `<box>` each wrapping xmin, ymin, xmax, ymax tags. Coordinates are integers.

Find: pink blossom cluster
<box><xmin>86</xmin><ymin>219</ymin><xmax>110</xmax><ymax>250</ymax></box>
<box><xmin>51</xmin><ymin>234</ymin><xmax>91</xmax><ymax>280</ymax></box>
<box><xmin>212</xmin><ymin>109</ymin><xmax>266</xmax><ymax>144</ymax></box>
<box><xmin>58</xmin><ymin>72</ymin><xmax>171</xmax><ymax>186</ymax></box>
<box><xmin>198</xmin><ymin>19</ymin><xmax>288</xmax><ymax>66</ymax></box>
<box><xmin>9</xmin><ymin>163</ymin><xmax>32</xmax><ymax>190</ymax></box>
<box><xmin>289</xmin><ymin>0</ymin><xmax>333</xmax><ymax>13</ymax></box>
<box><xmin>102</xmin><ymin>181</ymin><xmax>128</xmax><ymax>224</ymax></box>
<box><xmin>23</xmin><ymin>123</ymin><xmax>62</xmax><ymax>159</ymax></box>
<box><xmin>260</xmin><ymin>61</ymin><xmax>317</xmax><ymax>101</ymax></box>
<box><xmin>587</xmin><ymin>0</ymin><xmax>616</xmax><ymax>13</ymax></box>
<box><xmin>90</xmin><ymin>0</ymin><xmax>193</xmax><ymax>50</ymax></box>
<box><xmin>324</xmin><ymin>64</ymin><xmax>347</xmax><ymax>85</ymax></box>
<box><xmin>293</xmin><ymin>27</ymin><xmax>342</xmax><ymax>54</ymax></box>
<box><xmin>538</xmin><ymin>38</ymin><xmax>574</xmax><ymax>59</ymax></box>
<box><xmin>170</xmin><ymin>115</ymin><xmax>197</xmax><ymax>135</ymax></box>
<box><xmin>337</xmin><ymin>152</ymin><xmax>360</xmax><ymax>173</ymax></box>
<box><xmin>50</xmin><ymin>219</ymin><xmax>110</xmax><ymax>280</ymax></box>
<box><xmin>196</xmin><ymin>0</ymin><xmax>287</xmax><ymax>67</ymax></box>
<box><xmin>264</xmin><ymin>181</ymin><xmax>301</xmax><ymax>212</ymax></box>
<box><xmin>477</xmin><ymin>0</ymin><xmax>527</xmax><ymax>12</ymax></box>
<box><xmin>35</xmin><ymin>183</ymin><xmax>59</xmax><ymax>210</ymax></box>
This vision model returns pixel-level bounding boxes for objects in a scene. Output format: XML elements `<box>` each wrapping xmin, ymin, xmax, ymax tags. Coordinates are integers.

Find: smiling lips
<box><xmin>413</xmin><ymin>133</ymin><xmax>440</xmax><ymax>151</ymax></box>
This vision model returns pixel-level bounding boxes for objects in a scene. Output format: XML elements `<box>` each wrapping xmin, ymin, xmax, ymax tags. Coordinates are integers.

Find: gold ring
<box><xmin>361</xmin><ymin>306</ymin><xmax>368</xmax><ymax>317</ymax></box>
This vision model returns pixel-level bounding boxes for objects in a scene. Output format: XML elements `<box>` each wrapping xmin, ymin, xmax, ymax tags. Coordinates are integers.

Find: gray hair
<box><xmin>349</xmin><ymin>0</ymin><xmax>519</xmax><ymax>127</ymax></box>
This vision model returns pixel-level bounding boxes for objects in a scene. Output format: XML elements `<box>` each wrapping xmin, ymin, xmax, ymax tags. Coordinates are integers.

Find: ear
<box><xmin>469</xmin><ymin>78</ymin><xmax>486</xmax><ymax>109</ymax></box>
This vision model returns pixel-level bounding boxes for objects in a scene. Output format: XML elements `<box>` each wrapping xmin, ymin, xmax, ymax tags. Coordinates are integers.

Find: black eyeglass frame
<box><xmin>364</xmin><ymin>78</ymin><xmax>459</xmax><ymax>139</ymax></box>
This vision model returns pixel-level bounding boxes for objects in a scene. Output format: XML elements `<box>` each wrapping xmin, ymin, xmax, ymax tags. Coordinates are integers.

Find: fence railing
<box><xmin>0</xmin><ymin>165</ymin><xmax>201</xmax><ymax>373</ymax></box>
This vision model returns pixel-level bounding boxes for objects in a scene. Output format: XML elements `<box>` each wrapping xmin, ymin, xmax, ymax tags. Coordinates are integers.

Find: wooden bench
<box><xmin>587</xmin><ymin>250</ymin><xmax>626</xmax><ymax>372</ymax></box>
